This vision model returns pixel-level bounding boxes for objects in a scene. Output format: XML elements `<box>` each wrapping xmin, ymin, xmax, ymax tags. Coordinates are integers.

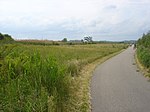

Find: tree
<box><xmin>0</xmin><ymin>33</ymin><xmax>14</xmax><ymax>44</ymax></box>
<box><xmin>0</xmin><ymin>33</ymin><xmax>4</xmax><ymax>40</ymax></box>
<box><xmin>81</xmin><ymin>39</ymin><xmax>84</xmax><ymax>43</ymax></box>
<box><xmin>62</xmin><ymin>38</ymin><xmax>67</xmax><ymax>42</ymax></box>
<box><xmin>84</xmin><ymin>36</ymin><xmax>93</xmax><ymax>42</ymax></box>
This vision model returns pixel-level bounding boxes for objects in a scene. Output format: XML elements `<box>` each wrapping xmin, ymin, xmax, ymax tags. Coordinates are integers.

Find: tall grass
<box><xmin>0</xmin><ymin>43</ymin><xmax>126</xmax><ymax>111</ymax></box>
<box><xmin>0</xmin><ymin>45</ymin><xmax>70</xmax><ymax>111</ymax></box>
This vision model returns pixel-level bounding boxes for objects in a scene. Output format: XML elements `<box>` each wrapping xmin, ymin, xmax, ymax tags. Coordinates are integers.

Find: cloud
<box><xmin>0</xmin><ymin>0</ymin><xmax>150</xmax><ymax>40</ymax></box>
<box><xmin>104</xmin><ymin>5</ymin><xmax>117</xmax><ymax>11</ymax></box>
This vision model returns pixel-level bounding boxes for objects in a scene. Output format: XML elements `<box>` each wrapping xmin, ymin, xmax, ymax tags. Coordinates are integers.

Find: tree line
<box><xmin>0</xmin><ymin>33</ymin><xmax>14</xmax><ymax>44</ymax></box>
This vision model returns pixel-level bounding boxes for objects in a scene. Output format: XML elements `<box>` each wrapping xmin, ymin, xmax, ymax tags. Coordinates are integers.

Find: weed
<box><xmin>0</xmin><ymin>43</ymin><xmax>126</xmax><ymax>111</ymax></box>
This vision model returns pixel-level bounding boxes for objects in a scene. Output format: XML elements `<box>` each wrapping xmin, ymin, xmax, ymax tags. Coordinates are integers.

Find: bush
<box><xmin>137</xmin><ymin>31</ymin><xmax>150</xmax><ymax>69</ymax></box>
<box><xmin>0</xmin><ymin>33</ymin><xmax>14</xmax><ymax>44</ymax></box>
<box><xmin>0</xmin><ymin>33</ymin><xmax>4</xmax><ymax>40</ymax></box>
<box><xmin>137</xmin><ymin>47</ymin><xmax>150</xmax><ymax>68</ymax></box>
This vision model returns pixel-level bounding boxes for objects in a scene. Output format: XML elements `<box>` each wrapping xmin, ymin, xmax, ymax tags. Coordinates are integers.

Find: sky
<box><xmin>0</xmin><ymin>0</ymin><xmax>150</xmax><ymax>41</ymax></box>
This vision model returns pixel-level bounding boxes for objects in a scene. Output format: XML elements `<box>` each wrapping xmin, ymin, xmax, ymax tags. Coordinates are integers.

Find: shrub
<box><xmin>137</xmin><ymin>31</ymin><xmax>150</xmax><ymax>69</ymax></box>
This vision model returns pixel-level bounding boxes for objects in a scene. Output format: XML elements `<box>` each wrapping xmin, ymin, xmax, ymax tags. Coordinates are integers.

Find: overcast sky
<box><xmin>0</xmin><ymin>0</ymin><xmax>150</xmax><ymax>41</ymax></box>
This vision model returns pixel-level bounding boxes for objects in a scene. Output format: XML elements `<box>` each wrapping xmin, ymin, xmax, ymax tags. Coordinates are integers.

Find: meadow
<box><xmin>0</xmin><ymin>43</ymin><xmax>127</xmax><ymax>111</ymax></box>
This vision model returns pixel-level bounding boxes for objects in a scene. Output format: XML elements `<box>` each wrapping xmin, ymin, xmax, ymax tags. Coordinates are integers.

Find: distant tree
<box><xmin>0</xmin><ymin>33</ymin><xmax>4</xmax><ymax>40</ymax></box>
<box><xmin>62</xmin><ymin>38</ymin><xmax>67</xmax><ymax>42</ymax></box>
<box><xmin>0</xmin><ymin>33</ymin><xmax>14</xmax><ymax>44</ymax></box>
<box><xmin>4</xmin><ymin>34</ymin><xmax>11</xmax><ymax>38</ymax></box>
<box><xmin>84</xmin><ymin>36</ymin><xmax>93</xmax><ymax>42</ymax></box>
<box><xmin>81</xmin><ymin>39</ymin><xmax>84</xmax><ymax>43</ymax></box>
<box><xmin>3</xmin><ymin>34</ymin><xmax>14</xmax><ymax>41</ymax></box>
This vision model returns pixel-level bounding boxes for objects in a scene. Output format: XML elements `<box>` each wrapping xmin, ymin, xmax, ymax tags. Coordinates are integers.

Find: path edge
<box><xmin>79</xmin><ymin>48</ymin><xmax>126</xmax><ymax>112</ymax></box>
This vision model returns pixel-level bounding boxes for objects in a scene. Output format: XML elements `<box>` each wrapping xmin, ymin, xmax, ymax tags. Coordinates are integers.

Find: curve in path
<box><xmin>91</xmin><ymin>47</ymin><xmax>150</xmax><ymax>112</ymax></box>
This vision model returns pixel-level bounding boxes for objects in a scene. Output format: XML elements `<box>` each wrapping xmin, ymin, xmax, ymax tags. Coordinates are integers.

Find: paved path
<box><xmin>91</xmin><ymin>47</ymin><xmax>150</xmax><ymax>112</ymax></box>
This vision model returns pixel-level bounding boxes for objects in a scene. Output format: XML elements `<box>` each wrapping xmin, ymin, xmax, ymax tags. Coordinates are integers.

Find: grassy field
<box><xmin>0</xmin><ymin>43</ymin><xmax>127</xmax><ymax>111</ymax></box>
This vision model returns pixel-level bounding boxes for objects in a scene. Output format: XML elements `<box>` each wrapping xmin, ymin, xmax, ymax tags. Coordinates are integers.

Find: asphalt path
<box><xmin>91</xmin><ymin>47</ymin><xmax>150</xmax><ymax>112</ymax></box>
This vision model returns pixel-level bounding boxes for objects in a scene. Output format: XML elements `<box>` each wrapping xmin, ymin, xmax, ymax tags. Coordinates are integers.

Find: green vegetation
<box><xmin>0</xmin><ymin>42</ymin><xmax>127</xmax><ymax>111</ymax></box>
<box><xmin>62</xmin><ymin>38</ymin><xmax>67</xmax><ymax>42</ymax></box>
<box><xmin>137</xmin><ymin>31</ymin><xmax>150</xmax><ymax>76</ymax></box>
<box><xmin>0</xmin><ymin>33</ymin><xmax>14</xmax><ymax>44</ymax></box>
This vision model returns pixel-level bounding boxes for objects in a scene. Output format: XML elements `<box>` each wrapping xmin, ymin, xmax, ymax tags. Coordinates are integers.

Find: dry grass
<box><xmin>69</xmin><ymin>49</ymin><xmax>125</xmax><ymax>112</ymax></box>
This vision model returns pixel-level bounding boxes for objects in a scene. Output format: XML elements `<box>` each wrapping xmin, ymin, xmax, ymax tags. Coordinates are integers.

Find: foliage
<box><xmin>84</xmin><ymin>36</ymin><xmax>93</xmax><ymax>43</ymax></box>
<box><xmin>0</xmin><ymin>33</ymin><xmax>4</xmax><ymax>40</ymax></box>
<box><xmin>138</xmin><ymin>32</ymin><xmax>150</xmax><ymax>48</ymax></box>
<box><xmin>137</xmin><ymin>31</ymin><xmax>150</xmax><ymax>69</ymax></box>
<box><xmin>0</xmin><ymin>33</ymin><xmax>14</xmax><ymax>44</ymax></box>
<box><xmin>0</xmin><ymin>43</ymin><xmax>126</xmax><ymax>111</ymax></box>
<box><xmin>62</xmin><ymin>38</ymin><xmax>67</xmax><ymax>42</ymax></box>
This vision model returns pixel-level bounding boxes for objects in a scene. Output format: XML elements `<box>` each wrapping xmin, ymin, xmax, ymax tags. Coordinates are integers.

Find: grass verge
<box><xmin>71</xmin><ymin>49</ymin><xmax>125</xmax><ymax>112</ymax></box>
<box><xmin>135</xmin><ymin>52</ymin><xmax>150</xmax><ymax>78</ymax></box>
<box><xmin>0</xmin><ymin>44</ymin><xmax>127</xmax><ymax>111</ymax></box>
